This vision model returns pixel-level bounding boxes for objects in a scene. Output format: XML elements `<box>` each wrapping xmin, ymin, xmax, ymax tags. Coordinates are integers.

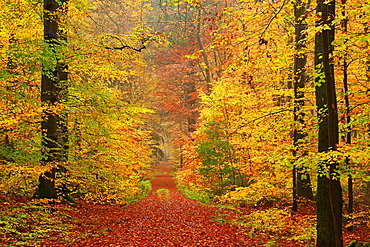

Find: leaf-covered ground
<box><xmin>1</xmin><ymin>162</ymin><xmax>370</xmax><ymax>246</ymax></box>
<box><xmin>51</xmin><ymin>162</ymin><xmax>257</xmax><ymax>246</ymax></box>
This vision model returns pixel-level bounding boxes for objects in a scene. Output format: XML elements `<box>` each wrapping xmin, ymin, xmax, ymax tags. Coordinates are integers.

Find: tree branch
<box><xmin>230</xmin><ymin>109</ymin><xmax>292</xmax><ymax>135</ymax></box>
<box><xmin>101</xmin><ymin>35</ymin><xmax>147</xmax><ymax>52</ymax></box>
<box><xmin>259</xmin><ymin>0</ymin><xmax>289</xmax><ymax>43</ymax></box>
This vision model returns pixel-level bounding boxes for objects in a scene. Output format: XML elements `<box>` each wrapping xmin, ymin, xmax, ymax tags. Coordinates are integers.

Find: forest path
<box><xmin>65</xmin><ymin>161</ymin><xmax>255</xmax><ymax>246</ymax></box>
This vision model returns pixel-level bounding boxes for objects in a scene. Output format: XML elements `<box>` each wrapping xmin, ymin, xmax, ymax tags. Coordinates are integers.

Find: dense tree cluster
<box><xmin>1</xmin><ymin>0</ymin><xmax>370</xmax><ymax>245</ymax></box>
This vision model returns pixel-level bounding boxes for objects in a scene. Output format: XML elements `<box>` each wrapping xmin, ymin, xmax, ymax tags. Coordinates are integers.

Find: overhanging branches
<box><xmin>100</xmin><ymin>34</ymin><xmax>148</xmax><ymax>52</ymax></box>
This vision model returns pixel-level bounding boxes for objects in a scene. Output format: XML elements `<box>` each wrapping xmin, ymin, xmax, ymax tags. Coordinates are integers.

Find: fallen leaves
<box><xmin>2</xmin><ymin>162</ymin><xmax>370</xmax><ymax>246</ymax></box>
<box><xmin>55</xmin><ymin>162</ymin><xmax>255</xmax><ymax>246</ymax></box>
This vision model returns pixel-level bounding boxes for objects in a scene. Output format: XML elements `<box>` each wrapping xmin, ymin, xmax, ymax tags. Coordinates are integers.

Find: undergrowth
<box><xmin>0</xmin><ymin>177</ymin><xmax>152</xmax><ymax>246</ymax></box>
<box><xmin>0</xmin><ymin>197</ymin><xmax>71</xmax><ymax>246</ymax></box>
<box><xmin>235</xmin><ymin>207</ymin><xmax>316</xmax><ymax>246</ymax></box>
<box><xmin>176</xmin><ymin>185</ymin><xmax>211</xmax><ymax>204</ymax></box>
<box><xmin>127</xmin><ymin>180</ymin><xmax>152</xmax><ymax>203</ymax></box>
<box><xmin>156</xmin><ymin>188</ymin><xmax>171</xmax><ymax>200</ymax></box>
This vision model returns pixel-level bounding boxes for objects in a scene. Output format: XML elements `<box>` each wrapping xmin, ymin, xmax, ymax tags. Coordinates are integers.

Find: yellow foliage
<box><xmin>238</xmin><ymin>208</ymin><xmax>316</xmax><ymax>244</ymax></box>
<box><xmin>217</xmin><ymin>180</ymin><xmax>289</xmax><ymax>206</ymax></box>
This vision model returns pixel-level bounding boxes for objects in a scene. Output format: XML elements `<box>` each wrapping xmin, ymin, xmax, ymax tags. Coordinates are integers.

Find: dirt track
<box><xmin>70</xmin><ymin>162</ymin><xmax>254</xmax><ymax>246</ymax></box>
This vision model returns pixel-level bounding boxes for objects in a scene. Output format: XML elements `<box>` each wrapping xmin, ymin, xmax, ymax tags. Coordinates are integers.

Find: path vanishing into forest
<box><xmin>58</xmin><ymin>162</ymin><xmax>256</xmax><ymax>246</ymax></box>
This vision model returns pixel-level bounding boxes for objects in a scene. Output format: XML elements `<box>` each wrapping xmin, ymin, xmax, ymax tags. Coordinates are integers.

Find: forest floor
<box><xmin>51</xmin><ymin>161</ymin><xmax>257</xmax><ymax>246</ymax></box>
<box><xmin>1</xmin><ymin>162</ymin><xmax>370</xmax><ymax>246</ymax></box>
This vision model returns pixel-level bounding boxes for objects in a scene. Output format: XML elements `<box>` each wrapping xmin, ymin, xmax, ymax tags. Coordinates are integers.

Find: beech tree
<box><xmin>292</xmin><ymin>0</ymin><xmax>314</xmax><ymax>211</ymax></box>
<box><xmin>314</xmin><ymin>0</ymin><xmax>343</xmax><ymax>245</ymax></box>
<box><xmin>2</xmin><ymin>0</ymin><xmax>370</xmax><ymax>245</ymax></box>
<box><xmin>38</xmin><ymin>0</ymin><xmax>69</xmax><ymax>199</ymax></box>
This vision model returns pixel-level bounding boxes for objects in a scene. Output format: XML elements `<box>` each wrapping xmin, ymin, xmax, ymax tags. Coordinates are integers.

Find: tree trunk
<box><xmin>38</xmin><ymin>0</ymin><xmax>68</xmax><ymax>199</ymax></box>
<box><xmin>315</xmin><ymin>0</ymin><xmax>343</xmax><ymax>246</ymax></box>
<box><xmin>196</xmin><ymin>8</ymin><xmax>211</xmax><ymax>94</ymax></box>
<box><xmin>1</xmin><ymin>34</ymin><xmax>17</xmax><ymax>164</ymax></box>
<box><xmin>365</xmin><ymin>23</ymin><xmax>370</xmax><ymax>205</ymax></box>
<box><xmin>292</xmin><ymin>0</ymin><xmax>314</xmax><ymax>211</ymax></box>
<box><xmin>341</xmin><ymin>2</ymin><xmax>353</xmax><ymax>231</ymax></box>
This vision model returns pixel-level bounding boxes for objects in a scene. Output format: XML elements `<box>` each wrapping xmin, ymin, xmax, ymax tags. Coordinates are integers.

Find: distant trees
<box><xmin>2</xmin><ymin>0</ymin><xmax>370</xmax><ymax>243</ymax></box>
<box><xmin>0</xmin><ymin>0</ymin><xmax>155</xmax><ymax>204</ymax></box>
<box><xmin>166</xmin><ymin>0</ymin><xmax>369</xmax><ymax>245</ymax></box>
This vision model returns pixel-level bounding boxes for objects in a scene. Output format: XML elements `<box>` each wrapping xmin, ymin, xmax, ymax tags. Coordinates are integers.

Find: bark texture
<box><xmin>315</xmin><ymin>0</ymin><xmax>343</xmax><ymax>246</ymax></box>
<box><xmin>292</xmin><ymin>0</ymin><xmax>314</xmax><ymax>212</ymax></box>
<box><xmin>38</xmin><ymin>0</ymin><xmax>68</xmax><ymax>199</ymax></box>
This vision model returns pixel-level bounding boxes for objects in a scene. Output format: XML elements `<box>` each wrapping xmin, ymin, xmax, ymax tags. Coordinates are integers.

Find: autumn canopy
<box><xmin>0</xmin><ymin>0</ymin><xmax>370</xmax><ymax>246</ymax></box>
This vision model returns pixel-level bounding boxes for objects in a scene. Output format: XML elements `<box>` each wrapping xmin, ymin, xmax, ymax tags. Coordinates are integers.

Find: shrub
<box><xmin>237</xmin><ymin>208</ymin><xmax>316</xmax><ymax>245</ymax></box>
<box><xmin>216</xmin><ymin>181</ymin><xmax>289</xmax><ymax>206</ymax></box>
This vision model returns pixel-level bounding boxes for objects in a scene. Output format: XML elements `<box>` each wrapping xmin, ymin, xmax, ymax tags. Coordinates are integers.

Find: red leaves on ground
<box><xmin>2</xmin><ymin>163</ymin><xmax>370</xmax><ymax>246</ymax></box>
<box><xmin>50</xmin><ymin>162</ymin><xmax>256</xmax><ymax>246</ymax></box>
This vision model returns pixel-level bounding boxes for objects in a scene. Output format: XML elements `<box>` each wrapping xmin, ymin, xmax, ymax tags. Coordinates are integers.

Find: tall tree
<box><xmin>315</xmin><ymin>0</ymin><xmax>343</xmax><ymax>245</ymax></box>
<box><xmin>195</xmin><ymin>7</ymin><xmax>212</xmax><ymax>93</ymax></box>
<box><xmin>292</xmin><ymin>0</ymin><xmax>314</xmax><ymax>211</ymax></box>
<box><xmin>340</xmin><ymin>0</ymin><xmax>353</xmax><ymax>231</ymax></box>
<box><xmin>38</xmin><ymin>0</ymin><xmax>69</xmax><ymax>199</ymax></box>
